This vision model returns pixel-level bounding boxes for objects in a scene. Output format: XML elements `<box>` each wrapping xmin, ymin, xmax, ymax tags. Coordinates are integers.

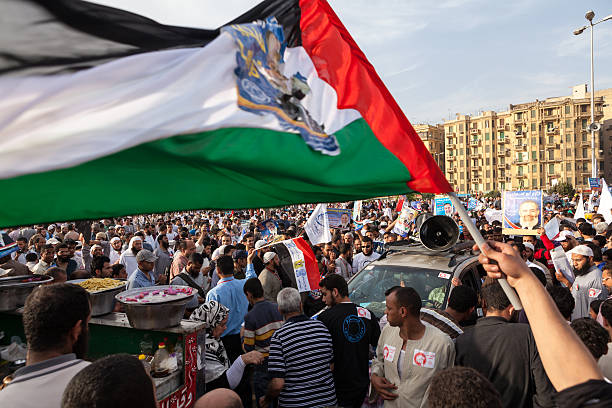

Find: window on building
<box><xmin>582</xmin><ymin>119</ymin><xmax>587</xmax><ymax>129</ymax></box>
<box><xmin>566</xmin><ymin>148</ymin><xmax>572</xmax><ymax>156</ymax></box>
<box><xmin>518</xmin><ymin>166</ymin><xmax>523</xmax><ymax>176</ymax></box>
<box><xmin>531</xmin><ymin>123</ymin><xmax>536</xmax><ymax>131</ymax></box>
<box><xmin>516</xmin><ymin>112</ymin><xmax>522</xmax><ymax>120</ymax></box>
<box><xmin>565</xmin><ymin>105</ymin><xmax>571</xmax><ymax>114</ymax></box>
<box><xmin>485</xmin><ymin>145</ymin><xmax>490</xmax><ymax>153</ymax></box>
<box><xmin>459</xmin><ymin>124</ymin><xmax>464</xmax><ymax>132</ymax></box>
<box><xmin>566</xmin><ymin>163</ymin><xmax>571</xmax><ymax>171</ymax></box>
<box><xmin>531</xmin><ymin>137</ymin><xmax>537</xmax><ymax>145</ymax></box>
<box><xmin>485</xmin><ymin>132</ymin><xmax>490</xmax><ymax>140</ymax></box>
<box><xmin>532</xmin><ymin>179</ymin><xmax>538</xmax><ymax>187</ymax></box>
<box><xmin>583</xmin><ymin>147</ymin><xmax>588</xmax><ymax>158</ymax></box>
<box><xmin>486</xmin><ymin>158</ymin><xmax>490</xmax><ymax>165</ymax></box>
<box><xmin>486</xmin><ymin>170</ymin><xmax>491</xmax><ymax>177</ymax></box>
<box><xmin>499</xmin><ymin>119</ymin><xmax>504</xmax><ymax>126</ymax></box>
<box><xmin>485</xmin><ymin>120</ymin><xmax>489</xmax><ymax>128</ymax></box>
<box><xmin>548</xmin><ymin>136</ymin><xmax>554</xmax><ymax>144</ymax></box>
<box><xmin>565</xmin><ymin>119</ymin><xmax>571</xmax><ymax>128</ymax></box>
<box><xmin>566</xmin><ymin>133</ymin><xmax>573</xmax><ymax>142</ymax></box>
<box><xmin>532</xmin><ymin>164</ymin><xmax>537</xmax><ymax>172</ymax></box>
<box><xmin>548</xmin><ymin>164</ymin><xmax>554</xmax><ymax>173</ymax></box>
<box><xmin>582</xmin><ymin>133</ymin><xmax>588</xmax><ymax>142</ymax></box>
<box><xmin>499</xmin><ymin>131</ymin><xmax>504</xmax><ymax>139</ymax></box>
<box><xmin>581</xmin><ymin>105</ymin><xmax>588</xmax><ymax>113</ymax></box>
<box><xmin>540</xmin><ymin>151</ymin><xmax>545</xmax><ymax>160</ymax></box>
<box><xmin>459</xmin><ymin>136</ymin><xmax>464</xmax><ymax>143</ymax></box>
<box><xmin>548</xmin><ymin>150</ymin><xmax>554</xmax><ymax>160</ymax></box>
<box><xmin>532</xmin><ymin>151</ymin><xmax>537</xmax><ymax>160</ymax></box>
<box><xmin>531</xmin><ymin>110</ymin><xmax>536</xmax><ymax>118</ymax></box>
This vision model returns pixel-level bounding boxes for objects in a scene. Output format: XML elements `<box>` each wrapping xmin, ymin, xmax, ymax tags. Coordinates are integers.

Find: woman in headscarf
<box><xmin>190</xmin><ymin>301</ymin><xmax>264</xmax><ymax>391</ymax></box>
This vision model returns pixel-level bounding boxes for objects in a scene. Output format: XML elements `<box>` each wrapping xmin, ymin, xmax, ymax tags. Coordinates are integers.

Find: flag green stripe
<box><xmin>0</xmin><ymin>118</ymin><xmax>411</xmax><ymax>227</ymax></box>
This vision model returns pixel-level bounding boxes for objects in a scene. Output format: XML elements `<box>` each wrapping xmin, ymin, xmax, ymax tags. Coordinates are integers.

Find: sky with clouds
<box><xmin>94</xmin><ymin>0</ymin><xmax>612</xmax><ymax>124</ymax></box>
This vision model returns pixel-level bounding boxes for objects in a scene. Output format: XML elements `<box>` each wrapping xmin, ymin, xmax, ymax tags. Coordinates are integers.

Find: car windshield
<box><xmin>348</xmin><ymin>264</ymin><xmax>451</xmax><ymax>318</ymax></box>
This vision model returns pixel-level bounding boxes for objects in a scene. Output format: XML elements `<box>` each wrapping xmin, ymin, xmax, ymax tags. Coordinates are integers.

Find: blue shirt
<box><xmin>205</xmin><ymin>265</ymin><xmax>257</xmax><ymax>336</ymax></box>
<box><xmin>127</xmin><ymin>268</ymin><xmax>156</xmax><ymax>290</ymax></box>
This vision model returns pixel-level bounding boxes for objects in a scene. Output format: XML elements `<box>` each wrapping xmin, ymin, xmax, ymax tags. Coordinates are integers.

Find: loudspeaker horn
<box><xmin>415</xmin><ymin>214</ymin><xmax>459</xmax><ymax>251</ymax></box>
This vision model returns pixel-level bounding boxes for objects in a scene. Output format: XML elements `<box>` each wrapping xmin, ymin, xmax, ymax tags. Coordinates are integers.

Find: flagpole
<box><xmin>447</xmin><ymin>192</ymin><xmax>523</xmax><ymax>310</ymax></box>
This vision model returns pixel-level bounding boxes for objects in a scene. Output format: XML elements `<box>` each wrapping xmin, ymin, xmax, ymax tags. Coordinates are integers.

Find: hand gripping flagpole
<box><xmin>447</xmin><ymin>192</ymin><xmax>523</xmax><ymax>310</ymax></box>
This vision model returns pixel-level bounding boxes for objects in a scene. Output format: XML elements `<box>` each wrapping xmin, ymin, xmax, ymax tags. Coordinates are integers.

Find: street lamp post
<box><xmin>573</xmin><ymin>10</ymin><xmax>612</xmax><ymax>180</ymax></box>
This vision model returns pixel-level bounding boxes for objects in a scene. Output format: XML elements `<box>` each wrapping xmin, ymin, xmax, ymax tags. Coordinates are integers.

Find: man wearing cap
<box><xmin>259</xmin><ymin>252</ymin><xmax>283</xmax><ymax>303</ymax></box>
<box><xmin>171</xmin><ymin>252</ymin><xmax>206</xmax><ymax>310</ymax></box>
<box><xmin>109</xmin><ymin>237</ymin><xmax>123</xmax><ymax>265</ymax></box>
<box><xmin>119</xmin><ymin>236</ymin><xmax>143</xmax><ymax>278</ymax></box>
<box><xmin>127</xmin><ymin>249</ymin><xmax>158</xmax><ymax>290</ymax></box>
<box><xmin>557</xmin><ymin>245</ymin><xmax>608</xmax><ymax>320</ymax></box>
<box><xmin>252</xmin><ymin>240</ymin><xmax>267</xmax><ymax>275</ymax></box>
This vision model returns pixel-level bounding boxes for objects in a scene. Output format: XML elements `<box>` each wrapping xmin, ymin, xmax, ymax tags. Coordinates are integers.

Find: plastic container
<box><xmin>174</xmin><ymin>337</ymin><xmax>183</xmax><ymax>367</ymax></box>
<box><xmin>151</xmin><ymin>342</ymin><xmax>171</xmax><ymax>378</ymax></box>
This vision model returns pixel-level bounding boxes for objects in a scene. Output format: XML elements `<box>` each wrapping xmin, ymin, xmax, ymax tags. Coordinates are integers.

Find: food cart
<box><xmin>0</xmin><ymin>278</ymin><xmax>206</xmax><ymax>408</ymax></box>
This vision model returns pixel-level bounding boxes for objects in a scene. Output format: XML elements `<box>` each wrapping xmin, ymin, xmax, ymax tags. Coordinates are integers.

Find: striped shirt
<box><xmin>419</xmin><ymin>308</ymin><xmax>463</xmax><ymax>340</ymax></box>
<box><xmin>268</xmin><ymin>315</ymin><xmax>337</xmax><ymax>408</ymax></box>
<box><xmin>243</xmin><ymin>300</ymin><xmax>283</xmax><ymax>357</ymax></box>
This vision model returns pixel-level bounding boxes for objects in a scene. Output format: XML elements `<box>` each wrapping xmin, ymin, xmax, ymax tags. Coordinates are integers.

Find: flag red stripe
<box><xmin>292</xmin><ymin>237</ymin><xmax>320</xmax><ymax>290</ymax></box>
<box><xmin>299</xmin><ymin>0</ymin><xmax>452</xmax><ymax>193</ymax></box>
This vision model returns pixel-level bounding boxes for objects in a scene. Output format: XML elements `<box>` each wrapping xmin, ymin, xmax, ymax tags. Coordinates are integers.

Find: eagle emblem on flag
<box><xmin>224</xmin><ymin>18</ymin><xmax>340</xmax><ymax>156</ymax></box>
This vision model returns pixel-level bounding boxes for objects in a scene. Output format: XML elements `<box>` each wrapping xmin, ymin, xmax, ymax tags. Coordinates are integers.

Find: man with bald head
<box><xmin>194</xmin><ymin>389</ymin><xmax>241</xmax><ymax>408</ymax></box>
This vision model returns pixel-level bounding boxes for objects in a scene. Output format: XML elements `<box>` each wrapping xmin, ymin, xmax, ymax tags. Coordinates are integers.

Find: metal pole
<box><xmin>447</xmin><ymin>192</ymin><xmax>523</xmax><ymax>310</ymax></box>
<box><xmin>590</xmin><ymin>21</ymin><xmax>596</xmax><ymax>179</ymax></box>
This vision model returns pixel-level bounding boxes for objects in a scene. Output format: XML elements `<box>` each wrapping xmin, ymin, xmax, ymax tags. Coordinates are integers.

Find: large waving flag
<box><xmin>0</xmin><ymin>0</ymin><xmax>451</xmax><ymax>227</ymax></box>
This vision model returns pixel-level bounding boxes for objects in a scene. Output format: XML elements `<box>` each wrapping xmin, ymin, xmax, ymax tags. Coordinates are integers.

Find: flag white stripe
<box><xmin>0</xmin><ymin>33</ymin><xmax>360</xmax><ymax>180</ymax></box>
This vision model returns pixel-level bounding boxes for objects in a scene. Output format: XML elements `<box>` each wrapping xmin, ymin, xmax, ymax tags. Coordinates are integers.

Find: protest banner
<box><xmin>327</xmin><ymin>208</ymin><xmax>351</xmax><ymax>229</ymax></box>
<box><xmin>411</xmin><ymin>201</ymin><xmax>423</xmax><ymax>210</ymax></box>
<box><xmin>589</xmin><ymin>177</ymin><xmax>601</xmax><ymax>189</ymax></box>
<box><xmin>502</xmin><ymin>190</ymin><xmax>543</xmax><ymax>236</ymax></box>
<box><xmin>544</xmin><ymin>217</ymin><xmax>560</xmax><ymax>240</ymax></box>
<box><xmin>550</xmin><ymin>246</ymin><xmax>575</xmax><ymax>284</ymax></box>
<box><xmin>467</xmin><ymin>197</ymin><xmax>479</xmax><ymax>211</ymax></box>
<box><xmin>598</xmin><ymin>178</ymin><xmax>612</xmax><ymax>223</ymax></box>
<box><xmin>352</xmin><ymin>200</ymin><xmax>362</xmax><ymax>222</ymax></box>
<box><xmin>434</xmin><ymin>197</ymin><xmax>454</xmax><ymax>217</ymax></box>
<box><xmin>257</xmin><ymin>218</ymin><xmax>278</xmax><ymax>241</ymax></box>
<box><xmin>304</xmin><ymin>204</ymin><xmax>332</xmax><ymax>245</ymax></box>
<box><xmin>392</xmin><ymin>202</ymin><xmax>418</xmax><ymax>236</ymax></box>
<box><xmin>574</xmin><ymin>194</ymin><xmax>585</xmax><ymax>220</ymax></box>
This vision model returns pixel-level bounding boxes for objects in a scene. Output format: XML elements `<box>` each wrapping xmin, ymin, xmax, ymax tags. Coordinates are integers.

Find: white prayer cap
<box><xmin>569</xmin><ymin>245</ymin><xmax>594</xmax><ymax>258</ymax></box>
<box><xmin>263</xmin><ymin>252</ymin><xmax>277</xmax><ymax>264</ymax></box>
<box><xmin>524</xmin><ymin>242</ymin><xmax>535</xmax><ymax>251</ymax></box>
<box><xmin>46</xmin><ymin>237</ymin><xmax>60</xmax><ymax>245</ymax></box>
<box><xmin>555</xmin><ymin>230</ymin><xmax>573</xmax><ymax>242</ymax></box>
<box><xmin>255</xmin><ymin>240</ymin><xmax>267</xmax><ymax>250</ymax></box>
<box><xmin>110</xmin><ymin>237</ymin><xmax>121</xmax><ymax>244</ymax></box>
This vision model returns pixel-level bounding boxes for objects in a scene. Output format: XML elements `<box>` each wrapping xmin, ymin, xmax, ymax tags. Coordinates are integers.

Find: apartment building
<box><xmin>414</xmin><ymin>123</ymin><xmax>445</xmax><ymax>172</ymax></box>
<box><xmin>443</xmin><ymin>85</ymin><xmax>611</xmax><ymax>194</ymax></box>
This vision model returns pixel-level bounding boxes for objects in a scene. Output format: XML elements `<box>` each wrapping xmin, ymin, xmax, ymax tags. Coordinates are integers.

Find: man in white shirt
<box><xmin>109</xmin><ymin>237</ymin><xmax>123</xmax><ymax>264</ymax></box>
<box><xmin>119</xmin><ymin>236</ymin><xmax>143</xmax><ymax>278</ymax></box>
<box><xmin>0</xmin><ymin>284</ymin><xmax>91</xmax><ymax>408</ymax></box>
<box><xmin>352</xmin><ymin>236</ymin><xmax>381</xmax><ymax>275</ymax></box>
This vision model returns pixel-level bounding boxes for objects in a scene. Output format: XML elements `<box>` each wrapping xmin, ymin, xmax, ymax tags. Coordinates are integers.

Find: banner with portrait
<box><xmin>257</xmin><ymin>218</ymin><xmax>278</xmax><ymax>241</ymax></box>
<box><xmin>502</xmin><ymin>190</ymin><xmax>543</xmax><ymax>236</ymax></box>
<box><xmin>434</xmin><ymin>197</ymin><xmax>454</xmax><ymax>217</ymax></box>
<box><xmin>326</xmin><ymin>208</ymin><xmax>352</xmax><ymax>229</ymax></box>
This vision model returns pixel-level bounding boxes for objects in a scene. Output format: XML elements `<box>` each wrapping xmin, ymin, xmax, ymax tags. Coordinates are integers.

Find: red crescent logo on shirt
<box><xmin>383</xmin><ymin>346</ymin><xmax>389</xmax><ymax>360</ymax></box>
<box><xmin>414</xmin><ymin>352</ymin><xmax>427</xmax><ymax>367</ymax></box>
<box><xmin>358</xmin><ymin>308</ymin><xmax>367</xmax><ymax>317</ymax></box>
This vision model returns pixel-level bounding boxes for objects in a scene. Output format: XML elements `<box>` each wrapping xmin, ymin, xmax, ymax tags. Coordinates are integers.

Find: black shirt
<box><xmin>455</xmin><ymin>316</ymin><xmax>555</xmax><ymax>408</ymax></box>
<box><xmin>318</xmin><ymin>302</ymin><xmax>380</xmax><ymax>407</ymax></box>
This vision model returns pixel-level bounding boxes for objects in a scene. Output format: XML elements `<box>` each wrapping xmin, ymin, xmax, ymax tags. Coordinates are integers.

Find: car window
<box><xmin>348</xmin><ymin>264</ymin><xmax>452</xmax><ymax>318</ymax></box>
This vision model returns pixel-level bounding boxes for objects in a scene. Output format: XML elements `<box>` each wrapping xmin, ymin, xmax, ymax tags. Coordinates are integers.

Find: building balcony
<box><xmin>447</xmin><ymin>155</ymin><xmax>457</xmax><ymax>161</ymax></box>
<box><xmin>542</xmin><ymin>112</ymin><xmax>560</xmax><ymax>119</ymax></box>
<box><xmin>470</xmin><ymin>129</ymin><xmax>480</xmax><ymax>135</ymax></box>
<box><xmin>545</xmin><ymin>127</ymin><xmax>559</xmax><ymax>135</ymax></box>
<box><xmin>516</xmin><ymin>173</ymin><xmax>528</xmax><ymax>178</ymax></box>
<box><xmin>496</xmin><ymin>149</ymin><xmax>507</xmax><ymax>156</ymax></box>
<box><xmin>496</xmin><ymin>124</ymin><xmax>510</xmax><ymax>131</ymax></box>
<box><xmin>514</xmin><ymin>117</ymin><xmax>526</xmax><ymax>124</ymax></box>
<box><xmin>514</xmin><ymin>131</ymin><xmax>526</xmax><ymax>137</ymax></box>
<box><xmin>469</xmin><ymin>139</ymin><xmax>480</xmax><ymax>146</ymax></box>
<box><xmin>497</xmin><ymin>137</ymin><xmax>507</xmax><ymax>143</ymax></box>
<box><xmin>515</xmin><ymin>144</ymin><xmax>527</xmax><ymax>150</ymax></box>
<box><xmin>497</xmin><ymin>162</ymin><xmax>507</xmax><ymax>169</ymax></box>
<box><xmin>447</xmin><ymin>167</ymin><xmax>457</xmax><ymax>173</ymax></box>
<box><xmin>446</xmin><ymin>142</ymin><xmax>456</xmax><ymax>148</ymax></box>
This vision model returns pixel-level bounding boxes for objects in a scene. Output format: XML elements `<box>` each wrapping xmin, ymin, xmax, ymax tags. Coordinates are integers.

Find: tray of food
<box><xmin>116</xmin><ymin>286</ymin><xmax>194</xmax><ymax>305</ymax></box>
<box><xmin>71</xmin><ymin>278</ymin><xmax>127</xmax><ymax>316</ymax></box>
<box><xmin>0</xmin><ymin>274</ymin><xmax>54</xmax><ymax>311</ymax></box>
<box><xmin>115</xmin><ymin>285</ymin><xmax>195</xmax><ymax>329</ymax></box>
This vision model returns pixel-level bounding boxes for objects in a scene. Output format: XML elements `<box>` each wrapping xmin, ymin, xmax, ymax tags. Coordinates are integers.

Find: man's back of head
<box><xmin>428</xmin><ymin>366</ymin><xmax>502</xmax><ymax>408</ymax></box>
<box><xmin>194</xmin><ymin>389</ymin><xmax>241</xmax><ymax>408</ymax></box>
<box><xmin>570</xmin><ymin>318</ymin><xmax>610</xmax><ymax>361</ymax></box>
<box><xmin>547</xmin><ymin>286</ymin><xmax>575</xmax><ymax>321</ymax></box>
<box><xmin>61</xmin><ymin>354</ymin><xmax>156</xmax><ymax>408</ymax></box>
<box><xmin>447</xmin><ymin>285</ymin><xmax>478</xmax><ymax>315</ymax></box>
<box><xmin>23</xmin><ymin>283</ymin><xmax>90</xmax><ymax>356</ymax></box>
<box><xmin>217</xmin><ymin>255</ymin><xmax>234</xmax><ymax>276</ymax></box>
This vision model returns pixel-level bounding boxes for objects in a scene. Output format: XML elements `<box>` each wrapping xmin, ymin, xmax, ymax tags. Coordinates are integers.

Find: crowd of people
<box><xmin>1</xmin><ymin>193</ymin><xmax>612</xmax><ymax>407</ymax></box>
